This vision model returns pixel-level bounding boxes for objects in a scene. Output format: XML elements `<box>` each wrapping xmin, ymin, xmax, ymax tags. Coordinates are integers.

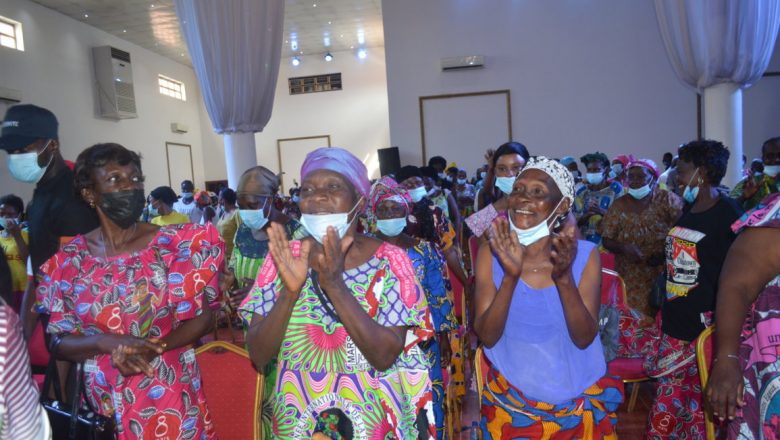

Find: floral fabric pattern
<box><xmin>35</xmin><ymin>223</ymin><xmax>223</xmax><ymax>440</ymax></box>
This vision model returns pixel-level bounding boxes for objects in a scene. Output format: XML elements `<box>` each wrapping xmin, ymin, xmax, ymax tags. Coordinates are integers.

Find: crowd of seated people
<box><xmin>2</xmin><ymin>102</ymin><xmax>780</xmax><ymax>439</ymax></box>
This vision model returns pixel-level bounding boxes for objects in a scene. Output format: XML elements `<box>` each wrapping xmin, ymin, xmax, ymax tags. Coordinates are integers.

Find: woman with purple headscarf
<box><xmin>240</xmin><ymin>147</ymin><xmax>433</xmax><ymax>439</ymax></box>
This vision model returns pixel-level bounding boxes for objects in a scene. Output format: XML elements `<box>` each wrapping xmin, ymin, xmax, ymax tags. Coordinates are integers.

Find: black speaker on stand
<box><xmin>377</xmin><ymin>146</ymin><xmax>401</xmax><ymax>177</ymax></box>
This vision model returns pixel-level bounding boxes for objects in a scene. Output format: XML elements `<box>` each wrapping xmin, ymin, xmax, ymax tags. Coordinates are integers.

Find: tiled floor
<box><xmin>210</xmin><ymin>326</ymin><xmax>655</xmax><ymax>439</ymax></box>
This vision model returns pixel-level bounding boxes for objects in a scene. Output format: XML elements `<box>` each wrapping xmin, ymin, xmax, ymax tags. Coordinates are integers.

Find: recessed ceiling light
<box><xmin>150</xmin><ymin>4</ymin><xmax>155</xmax><ymax>8</ymax></box>
<box><xmin>122</xmin><ymin>29</ymin><xmax>127</xmax><ymax>33</ymax></box>
<box><xmin>83</xmin><ymin>13</ymin><xmax>89</xmax><ymax>18</ymax></box>
<box><xmin>180</xmin><ymin>53</ymin><xmax>184</xmax><ymax>57</ymax></box>
<box><xmin>340</xmin><ymin>34</ymin><xmax>344</xmax><ymax>38</ymax></box>
<box><xmin>324</xmin><ymin>52</ymin><xmax>333</xmax><ymax>62</ymax></box>
<box><xmin>328</xmin><ymin>21</ymin><xmax>332</xmax><ymax>25</ymax></box>
<box><xmin>350</xmin><ymin>45</ymin><xmax>354</xmax><ymax>49</ymax></box>
<box><xmin>292</xmin><ymin>56</ymin><xmax>301</xmax><ymax>66</ymax></box>
<box><xmin>357</xmin><ymin>48</ymin><xmax>367</xmax><ymax>59</ymax></box>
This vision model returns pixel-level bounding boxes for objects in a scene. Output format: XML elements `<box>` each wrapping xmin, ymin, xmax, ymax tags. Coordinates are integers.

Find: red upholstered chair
<box><xmin>195</xmin><ymin>341</ymin><xmax>264</xmax><ymax>440</ymax></box>
<box><xmin>696</xmin><ymin>326</ymin><xmax>716</xmax><ymax>440</ymax></box>
<box><xmin>468</xmin><ymin>236</ymin><xmax>479</xmax><ymax>268</ymax></box>
<box><xmin>28</xmin><ymin>321</ymin><xmax>49</xmax><ymax>391</ymax></box>
<box><xmin>602</xmin><ymin>268</ymin><xmax>652</xmax><ymax>412</ymax></box>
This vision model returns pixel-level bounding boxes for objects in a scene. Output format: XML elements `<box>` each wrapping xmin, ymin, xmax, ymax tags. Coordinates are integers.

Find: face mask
<box><xmin>628</xmin><ymin>184</ymin><xmax>652</xmax><ymax>200</ymax></box>
<box><xmin>426</xmin><ymin>188</ymin><xmax>437</xmax><ymax>197</ymax></box>
<box><xmin>586</xmin><ymin>173</ymin><xmax>604</xmax><ymax>185</ymax></box>
<box><xmin>763</xmin><ymin>165</ymin><xmax>780</xmax><ymax>178</ymax></box>
<box><xmin>408</xmin><ymin>186</ymin><xmax>427</xmax><ymax>203</ymax></box>
<box><xmin>570</xmin><ymin>170</ymin><xmax>581</xmax><ymax>179</ymax></box>
<box><xmin>147</xmin><ymin>204</ymin><xmax>159</xmax><ymax>217</ymax></box>
<box><xmin>612</xmin><ymin>164</ymin><xmax>624</xmax><ymax>176</ymax></box>
<box><xmin>181</xmin><ymin>192</ymin><xmax>193</xmax><ymax>200</ymax></box>
<box><xmin>99</xmin><ymin>189</ymin><xmax>146</xmax><ymax>229</ymax></box>
<box><xmin>8</xmin><ymin>140</ymin><xmax>52</xmax><ymax>183</ymax></box>
<box><xmin>239</xmin><ymin>208</ymin><xmax>269</xmax><ymax>230</ymax></box>
<box><xmin>0</xmin><ymin>217</ymin><xmax>18</xmax><ymax>230</ymax></box>
<box><xmin>292</xmin><ymin>195</ymin><xmax>300</xmax><ymax>203</ymax></box>
<box><xmin>508</xmin><ymin>199</ymin><xmax>563</xmax><ymax>246</ymax></box>
<box><xmin>480</xmin><ymin>171</ymin><xmax>487</xmax><ymax>179</ymax></box>
<box><xmin>495</xmin><ymin>176</ymin><xmax>516</xmax><ymax>195</ymax></box>
<box><xmin>300</xmin><ymin>199</ymin><xmax>362</xmax><ymax>244</ymax></box>
<box><xmin>376</xmin><ymin>217</ymin><xmax>407</xmax><ymax>237</ymax></box>
<box><xmin>682</xmin><ymin>169</ymin><xmax>700</xmax><ymax>204</ymax></box>
<box><xmin>457</xmin><ymin>178</ymin><xmax>467</xmax><ymax>185</ymax></box>
<box><xmin>446</xmin><ymin>175</ymin><xmax>453</xmax><ymax>182</ymax></box>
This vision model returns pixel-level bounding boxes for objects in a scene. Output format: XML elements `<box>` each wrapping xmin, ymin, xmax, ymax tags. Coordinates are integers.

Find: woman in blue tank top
<box><xmin>474</xmin><ymin>157</ymin><xmax>623</xmax><ymax>439</ymax></box>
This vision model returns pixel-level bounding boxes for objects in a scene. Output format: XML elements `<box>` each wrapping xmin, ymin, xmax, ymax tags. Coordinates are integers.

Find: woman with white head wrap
<box><xmin>474</xmin><ymin>157</ymin><xmax>622</xmax><ymax>438</ymax></box>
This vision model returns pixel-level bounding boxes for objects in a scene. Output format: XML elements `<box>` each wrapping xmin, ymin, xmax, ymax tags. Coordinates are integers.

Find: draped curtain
<box><xmin>175</xmin><ymin>0</ymin><xmax>285</xmax><ymax>134</ymax></box>
<box><xmin>654</xmin><ymin>0</ymin><xmax>780</xmax><ymax>92</ymax></box>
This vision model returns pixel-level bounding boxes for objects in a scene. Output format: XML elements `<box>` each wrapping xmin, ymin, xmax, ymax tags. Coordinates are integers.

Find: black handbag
<box><xmin>40</xmin><ymin>357</ymin><xmax>115</xmax><ymax>440</ymax></box>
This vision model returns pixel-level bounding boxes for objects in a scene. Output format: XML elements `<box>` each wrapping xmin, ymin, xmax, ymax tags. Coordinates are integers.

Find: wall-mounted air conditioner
<box><xmin>93</xmin><ymin>46</ymin><xmax>137</xmax><ymax>119</ymax></box>
<box><xmin>441</xmin><ymin>55</ymin><xmax>485</xmax><ymax>72</ymax></box>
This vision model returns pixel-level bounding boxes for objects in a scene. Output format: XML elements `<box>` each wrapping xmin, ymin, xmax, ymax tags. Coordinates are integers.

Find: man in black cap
<box><xmin>0</xmin><ymin>104</ymin><xmax>98</xmax><ymax>337</ymax></box>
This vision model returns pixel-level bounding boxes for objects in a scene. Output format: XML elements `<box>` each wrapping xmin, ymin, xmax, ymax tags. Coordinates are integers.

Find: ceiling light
<box><xmin>323</xmin><ymin>36</ymin><xmax>331</xmax><ymax>46</ymax></box>
<box><xmin>328</xmin><ymin>21</ymin><xmax>332</xmax><ymax>25</ymax></box>
<box><xmin>83</xmin><ymin>13</ymin><xmax>89</xmax><ymax>18</ymax></box>
<box><xmin>291</xmin><ymin>57</ymin><xmax>301</xmax><ymax>66</ymax></box>
<box><xmin>122</xmin><ymin>29</ymin><xmax>127</xmax><ymax>33</ymax></box>
<box><xmin>324</xmin><ymin>52</ymin><xmax>333</xmax><ymax>62</ymax></box>
<box><xmin>313</xmin><ymin>3</ymin><xmax>317</xmax><ymax>7</ymax></box>
<box><xmin>357</xmin><ymin>30</ymin><xmax>365</xmax><ymax>45</ymax></box>
<box><xmin>357</xmin><ymin>48</ymin><xmax>367</xmax><ymax>59</ymax></box>
<box><xmin>150</xmin><ymin>4</ymin><xmax>155</xmax><ymax>8</ymax></box>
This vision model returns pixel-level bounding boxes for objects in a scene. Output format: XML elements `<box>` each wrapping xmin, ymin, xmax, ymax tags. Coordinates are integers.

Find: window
<box><xmin>0</xmin><ymin>16</ymin><xmax>24</xmax><ymax>51</ymax></box>
<box><xmin>288</xmin><ymin>73</ymin><xmax>342</xmax><ymax>95</ymax></box>
<box><xmin>158</xmin><ymin>75</ymin><xmax>186</xmax><ymax>101</ymax></box>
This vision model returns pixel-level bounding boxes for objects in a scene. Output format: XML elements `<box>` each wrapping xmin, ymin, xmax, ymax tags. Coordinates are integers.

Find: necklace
<box><xmin>100</xmin><ymin>223</ymin><xmax>138</xmax><ymax>258</ymax></box>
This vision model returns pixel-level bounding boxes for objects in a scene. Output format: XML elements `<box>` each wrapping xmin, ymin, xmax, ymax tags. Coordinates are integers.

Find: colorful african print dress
<box><xmin>406</xmin><ymin>240</ymin><xmax>457</xmax><ymax>439</ymax></box>
<box><xmin>230</xmin><ymin>218</ymin><xmax>307</xmax><ymax>439</ymax></box>
<box><xmin>573</xmin><ymin>181</ymin><xmax>623</xmax><ymax>245</ymax></box>
<box><xmin>240</xmin><ymin>241</ymin><xmax>434</xmax><ymax>439</ymax></box>
<box><xmin>35</xmin><ymin>224</ymin><xmax>223</xmax><ymax>440</ymax></box>
<box><xmin>727</xmin><ymin>193</ymin><xmax>780</xmax><ymax>439</ymax></box>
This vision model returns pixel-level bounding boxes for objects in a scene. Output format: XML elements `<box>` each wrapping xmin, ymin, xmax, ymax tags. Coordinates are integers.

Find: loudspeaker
<box><xmin>377</xmin><ymin>147</ymin><xmax>401</xmax><ymax>177</ymax></box>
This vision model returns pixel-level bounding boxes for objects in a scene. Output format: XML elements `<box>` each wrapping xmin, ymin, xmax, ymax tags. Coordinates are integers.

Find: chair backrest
<box><xmin>195</xmin><ymin>341</ymin><xmax>264</xmax><ymax>440</ymax></box>
<box><xmin>695</xmin><ymin>326</ymin><xmax>716</xmax><ymax>440</ymax></box>
<box><xmin>601</xmin><ymin>268</ymin><xmax>627</xmax><ymax>306</ymax></box>
<box><xmin>448</xmin><ymin>266</ymin><xmax>465</xmax><ymax>325</ymax></box>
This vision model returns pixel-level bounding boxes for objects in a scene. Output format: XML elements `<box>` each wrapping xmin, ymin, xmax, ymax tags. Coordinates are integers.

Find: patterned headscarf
<box><xmin>366</xmin><ymin>176</ymin><xmax>412</xmax><ymax>231</ymax></box>
<box><xmin>613</xmin><ymin>154</ymin><xmax>634</xmax><ymax>168</ymax></box>
<box><xmin>628</xmin><ymin>158</ymin><xmax>660</xmax><ymax>180</ymax></box>
<box><xmin>519</xmin><ymin>156</ymin><xmax>575</xmax><ymax>206</ymax></box>
<box><xmin>301</xmin><ymin>147</ymin><xmax>370</xmax><ymax>199</ymax></box>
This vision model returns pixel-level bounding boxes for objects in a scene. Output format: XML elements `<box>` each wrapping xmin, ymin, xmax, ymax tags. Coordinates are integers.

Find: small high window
<box><xmin>0</xmin><ymin>16</ymin><xmax>24</xmax><ymax>51</ymax></box>
<box><xmin>158</xmin><ymin>75</ymin><xmax>186</xmax><ymax>101</ymax></box>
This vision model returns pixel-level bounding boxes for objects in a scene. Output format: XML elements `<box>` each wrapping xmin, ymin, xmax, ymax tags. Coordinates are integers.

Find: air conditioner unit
<box><xmin>171</xmin><ymin>122</ymin><xmax>189</xmax><ymax>134</ymax></box>
<box><xmin>92</xmin><ymin>46</ymin><xmax>137</xmax><ymax>119</ymax></box>
<box><xmin>441</xmin><ymin>55</ymin><xmax>485</xmax><ymax>71</ymax></box>
<box><xmin>0</xmin><ymin>87</ymin><xmax>22</xmax><ymax>103</ymax></box>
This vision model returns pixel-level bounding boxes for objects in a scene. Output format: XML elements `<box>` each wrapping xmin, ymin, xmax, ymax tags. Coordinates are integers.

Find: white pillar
<box><xmin>224</xmin><ymin>132</ymin><xmax>257</xmax><ymax>189</ymax></box>
<box><xmin>702</xmin><ymin>82</ymin><xmax>743</xmax><ymax>188</ymax></box>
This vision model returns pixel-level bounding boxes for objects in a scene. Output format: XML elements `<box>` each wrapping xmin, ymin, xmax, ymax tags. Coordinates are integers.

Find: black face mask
<box><xmin>99</xmin><ymin>189</ymin><xmax>146</xmax><ymax>229</ymax></box>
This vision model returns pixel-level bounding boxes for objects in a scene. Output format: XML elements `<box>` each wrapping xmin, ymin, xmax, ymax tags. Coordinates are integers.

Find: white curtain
<box><xmin>654</xmin><ymin>0</ymin><xmax>780</xmax><ymax>92</ymax></box>
<box><xmin>175</xmin><ymin>0</ymin><xmax>285</xmax><ymax>134</ymax></box>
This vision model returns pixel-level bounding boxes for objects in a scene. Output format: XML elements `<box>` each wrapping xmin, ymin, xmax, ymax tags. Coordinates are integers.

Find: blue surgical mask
<box><xmin>612</xmin><ymin>164</ymin><xmax>624</xmax><ymax>176</ymax></box>
<box><xmin>764</xmin><ymin>165</ymin><xmax>780</xmax><ymax>178</ymax></box>
<box><xmin>300</xmin><ymin>198</ymin><xmax>362</xmax><ymax>244</ymax></box>
<box><xmin>586</xmin><ymin>173</ymin><xmax>604</xmax><ymax>185</ymax></box>
<box><xmin>480</xmin><ymin>171</ymin><xmax>487</xmax><ymax>179</ymax></box>
<box><xmin>239</xmin><ymin>208</ymin><xmax>269</xmax><ymax>230</ymax></box>
<box><xmin>408</xmin><ymin>186</ymin><xmax>427</xmax><ymax>203</ymax></box>
<box><xmin>181</xmin><ymin>192</ymin><xmax>194</xmax><ymax>200</ymax></box>
<box><xmin>508</xmin><ymin>199</ymin><xmax>563</xmax><ymax>246</ymax></box>
<box><xmin>457</xmin><ymin>178</ymin><xmax>467</xmax><ymax>185</ymax></box>
<box><xmin>8</xmin><ymin>140</ymin><xmax>52</xmax><ymax>183</ymax></box>
<box><xmin>0</xmin><ymin>217</ymin><xmax>18</xmax><ymax>231</ymax></box>
<box><xmin>682</xmin><ymin>169</ymin><xmax>700</xmax><ymax>204</ymax></box>
<box><xmin>292</xmin><ymin>195</ymin><xmax>300</xmax><ymax>203</ymax></box>
<box><xmin>376</xmin><ymin>217</ymin><xmax>407</xmax><ymax>237</ymax></box>
<box><xmin>628</xmin><ymin>184</ymin><xmax>652</xmax><ymax>200</ymax></box>
<box><xmin>148</xmin><ymin>204</ymin><xmax>159</xmax><ymax>217</ymax></box>
<box><xmin>495</xmin><ymin>176</ymin><xmax>516</xmax><ymax>195</ymax></box>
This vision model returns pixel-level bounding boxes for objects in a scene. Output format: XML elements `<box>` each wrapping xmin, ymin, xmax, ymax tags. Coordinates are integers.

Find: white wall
<box><xmin>743</xmin><ymin>41</ymin><xmax>780</xmax><ymax>162</ymax></box>
<box><xmin>0</xmin><ymin>0</ymin><xmax>209</xmax><ymax>203</ymax></box>
<box><xmin>382</xmin><ymin>0</ymin><xmax>779</xmax><ymax>171</ymax></box>
<box><xmin>199</xmin><ymin>47</ymin><xmax>391</xmax><ymax>186</ymax></box>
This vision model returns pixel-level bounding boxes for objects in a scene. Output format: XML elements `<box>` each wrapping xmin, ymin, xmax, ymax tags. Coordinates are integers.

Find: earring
<box><xmin>89</xmin><ymin>200</ymin><xmax>96</xmax><ymax>209</ymax></box>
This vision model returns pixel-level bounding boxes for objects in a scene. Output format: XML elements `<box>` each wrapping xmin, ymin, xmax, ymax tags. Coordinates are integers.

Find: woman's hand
<box><xmin>3</xmin><ymin>218</ymin><xmax>22</xmax><ymax>238</ymax></box>
<box><xmin>706</xmin><ymin>357</ymin><xmax>745</xmax><ymax>422</ymax></box>
<box><xmin>551</xmin><ymin>221</ymin><xmax>578</xmax><ymax>281</ymax></box>
<box><xmin>228</xmin><ymin>278</ymin><xmax>256</xmax><ymax>310</ymax></box>
<box><xmin>111</xmin><ymin>344</ymin><xmax>156</xmax><ymax>377</ymax></box>
<box><xmin>268</xmin><ymin>222</ymin><xmax>311</xmax><ymax>295</ymax></box>
<box><xmin>97</xmin><ymin>333</ymin><xmax>164</xmax><ymax>356</ymax></box>
<box><xmin>311</xmin><ymin>227</ymin><xmax>354</xmax><ymax>290</ymax></box>
<box><xmin>487</xmin><ymin>218</ymin><xmax>524</xmax><ymax>279</ymax></box>
<box><xmin>438</xmin><ymin>333</ymin><xmax>452</xmax><ymax>369</ymax></box>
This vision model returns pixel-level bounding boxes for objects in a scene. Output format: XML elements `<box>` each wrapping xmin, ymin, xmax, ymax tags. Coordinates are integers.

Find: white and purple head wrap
<box><xmin>519</xmin><ymin>156</ymin><xmax>575</xmax><ymax>208</ymax></box>
<box><xmin>300</xmin><ymin>147</ymin><xmax>371</xmax><ymax>199</ymax></box>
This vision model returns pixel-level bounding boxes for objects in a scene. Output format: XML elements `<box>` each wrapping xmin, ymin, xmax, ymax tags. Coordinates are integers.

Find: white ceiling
<box><xmin>28</xmin><ymin>0</ymin><xmax>384</xmax><ymax>66</ymax></box>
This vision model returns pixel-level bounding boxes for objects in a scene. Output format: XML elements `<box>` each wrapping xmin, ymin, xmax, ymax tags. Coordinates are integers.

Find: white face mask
<box><xmin>376</xmin><ymin>217</ymin><xmax>407</xmax><ymax>237</ymax></box>
<box><xmin>480</xmin><ymin>171</ymin><xmax>487</xmax><ymax>179</ymax></box>
<box><xmin>628</xmin><ymin>184</ymin><xmax>652</xmax><ymax>200</ymax></box>
<box><xmin>300</xmin><ymin>198</ymin><xmax>362</xmax><ymax>244</ymax></box>
<box><xmin>408</xmin><ymin>186</ymin><xmax>427</xmax><ymax>203</ymax></box>
<box><xmin>0</xmin><ymin>217</ymin><xmax>19</xmax><ymax>231</ymax></box>
<box><xmin>586</xmin><ymin>172</ymin><xmax>604</xmax><ymax>185</ymax></box>
<box><xmin>8</xmin><ymin>140</ymin><xmax>52</xmax><ymax>183</ymax></box>
<box><xmin>508</xmin><ymin>199</ymin><xmax>563</xmax><ymax>246</ymax></box>
<box><xmin>495</xmin><ymin>176</ymin><xmax>516</xmax><ymax>195</ymax></box>
<box><xmin>764</xmin><ymin>165</ymin><xmax>780</xmax><ymax>177</ymax></box>
<box><xmin>457</xmin><ymin>178</ymin><xmax>467</xmax><ymax>185</ymax></box>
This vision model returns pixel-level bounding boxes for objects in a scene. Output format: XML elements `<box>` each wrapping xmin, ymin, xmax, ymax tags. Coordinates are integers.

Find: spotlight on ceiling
<box><xmin>291</xmin><ymin>56</ymin><xmax>301</xmax><ymax>66</ymax></box>
<box><xmin>324</xmin><ymin>52</ymin><xmax>333</xmax><ymax>62</ymax></box>
<box><xmin>357</xmin><ymin>48</ymin><xmax>367</xmax><ymax>59</ymax></box>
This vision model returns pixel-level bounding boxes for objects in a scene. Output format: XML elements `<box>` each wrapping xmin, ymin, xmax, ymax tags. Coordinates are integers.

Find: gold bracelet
<box><xmin>713</xmin><ymin>354</ymin><xmax>739</xmax><ymax>363</ymax></box>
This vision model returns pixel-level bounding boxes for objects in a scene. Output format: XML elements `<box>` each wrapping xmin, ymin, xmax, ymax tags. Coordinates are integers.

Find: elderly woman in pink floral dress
<box><xmin>35</xmin><ymin>143</ymin><xmax>222</xmax><ymax>440</ymax></box>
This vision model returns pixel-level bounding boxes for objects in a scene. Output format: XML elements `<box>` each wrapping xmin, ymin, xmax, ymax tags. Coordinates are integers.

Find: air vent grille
<box><xmin>289</xmin><ymin>73</ymin><xmax>342</xmax><ymax>95</ymax></box>
<box><xmin>110</xmin><ymin>47</ymin><xmax>131</xmax><ymax>63</ymax></box>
